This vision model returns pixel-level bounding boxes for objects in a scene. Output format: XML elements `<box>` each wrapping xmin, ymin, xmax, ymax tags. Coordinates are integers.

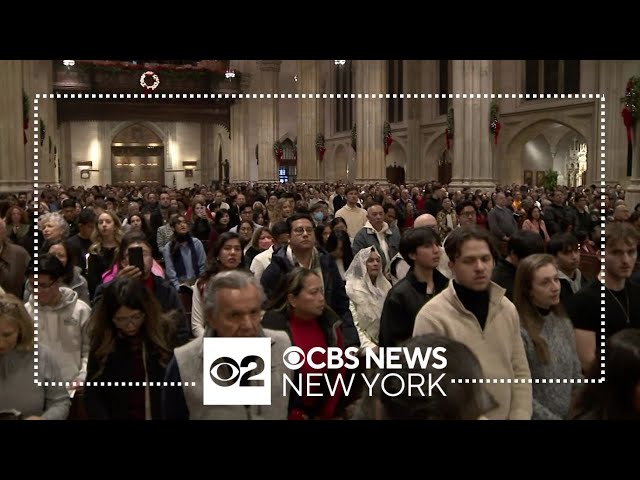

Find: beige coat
<box><xmin>412</xmin><ymin>281</ymin><xmax>532</xmax><ymax>420</ymax></box>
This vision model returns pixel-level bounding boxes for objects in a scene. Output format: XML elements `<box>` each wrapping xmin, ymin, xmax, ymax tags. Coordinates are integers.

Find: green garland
<box><xmin>316</xmin><ymin>133</ymin><xmax>325</xmax><ymax>150</ymax></box>
<box><xmin>489</xmin><ymin>100</ymin><xmax>499</xmax><ymax>133</ymax></box>
<box><xmin>447</xmin><ymin>107</ymin><xmax>454</xmax><ymax>137</ymax></box>
<box><xmin>72</xmin><ymin>62</ymin><xmax>242</xmax><ymax>88</ymax></box>
<box><xmin>351</xmin><ymin>124</ymin><xmax>357</xmax><ymax>150</ymax></box>
<box><xmin>623</xmin><ymin>76</ymin><xmax>640</xmax><ymax>124</ymax></box>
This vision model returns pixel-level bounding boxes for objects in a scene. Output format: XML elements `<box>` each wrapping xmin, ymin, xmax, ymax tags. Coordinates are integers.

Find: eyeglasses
<box><xmin>112</xmin><ymin>313</ymin><xmax>145</xmax><ymax>326</ymax></box>
<box><xmin>292</xmin><ymin>227</ymin><xmax>315</xmax><ymax>236</ymax></box>
<box><xmin>460</xmin><ymin>211</ymin><xmax>476</xmax><ymax>217</ymax></box>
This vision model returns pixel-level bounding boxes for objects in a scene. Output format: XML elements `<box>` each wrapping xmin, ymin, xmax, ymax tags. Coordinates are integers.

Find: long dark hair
<box><xmin>197</xmin><ymin>231</ymin><xmax>244</xmax><ymax>294</ymax></box>
<box><xmin>513</xmin><ymin>254</ymin><xmax>566</xmax><ymax>364</ymax></box>
<box><xmin>325</xmin><ymin>229</ymin><xmax>353</xmax><ymax>270</ymax></box>
<box><xmin>264</xmin><ymin>267</ymin><xmax>318</xmax><ymax>312</ymax></box>
<box><xmin>46</xmin><ymin>239</ymin><xmax>76</xmax><ymax>286</ymax></box>
<box><xmin>570</xmin><ymin>329</ymin><xmax>640</xmax><ymax>420</ymax></box>
<box><xmin>88</xmin><ymin>277</ymin><xmax>174</xmax><ymax>379</ymax></box>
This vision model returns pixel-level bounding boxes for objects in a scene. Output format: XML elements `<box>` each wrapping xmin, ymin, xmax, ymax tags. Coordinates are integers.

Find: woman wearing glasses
<box><xmin>84</xmin><ymin>277</ymin><xmax>177</xmax><ymax>420</ymax></box>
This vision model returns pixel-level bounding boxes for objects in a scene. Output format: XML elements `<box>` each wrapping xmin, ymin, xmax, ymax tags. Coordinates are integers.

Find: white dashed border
<box><xmin>32</xmin><ymin>92</ymin><xmax>605</xmax><ymax>388</ymax></box>
<box><xmin>599</xmin><ymin>95</ymin><xmax>606</xmax><ymax>383</ymax></box>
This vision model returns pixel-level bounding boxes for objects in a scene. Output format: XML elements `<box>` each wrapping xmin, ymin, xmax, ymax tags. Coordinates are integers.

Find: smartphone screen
<box><xmin>128</xmin><ymin>246</ymin><xmax>145</xmax><ymax>273</ymax></box>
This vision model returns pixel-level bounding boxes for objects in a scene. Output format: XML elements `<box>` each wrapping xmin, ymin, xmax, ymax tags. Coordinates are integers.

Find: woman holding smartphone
<box><xmin>93</xmin><ymin>231</ymin><xmax>190</xmax><ymax>345</ymax></box>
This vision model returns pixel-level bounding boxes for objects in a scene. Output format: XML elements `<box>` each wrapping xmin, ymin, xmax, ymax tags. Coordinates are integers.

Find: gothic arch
<box><xmin>503</xmin><ymin>119</ymin><xmax>585</xmax><ymax>186</ymax></box>
<box><xmin>331</xmin><ymin>143</ymin><xmax>351</xmax><ymax>183</ymax></box>
<box><xmin>110</xmin><ymin>123</ymin><xmax>165</xmax><ymax>186</ymax></box>
<box><xmin>421</xmin><ymin>130</ymin><xmax>449</xmax><ymax>182</ymax></box>
<box><xmin>386</xmin><ymin>138</ymin><xmax>407</xmax><ymax>168</ymax></box>
<box><xmin>110</xmin><ymin>121</ymin><xmax>168</xmax><ymax>145</ymax></box>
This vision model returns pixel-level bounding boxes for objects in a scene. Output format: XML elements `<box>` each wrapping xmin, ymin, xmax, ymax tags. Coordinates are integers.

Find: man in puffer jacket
<box><xmin>24</xmin><ymin>254</ymin><xmax>91</xmax><ymax>391</ymax></box>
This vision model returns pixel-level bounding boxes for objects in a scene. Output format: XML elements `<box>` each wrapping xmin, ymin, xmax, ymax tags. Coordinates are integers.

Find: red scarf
<box><xmin>287</xmin><ymin>312</ymin><xmax>345</xmax><ymax>420</ymax></box>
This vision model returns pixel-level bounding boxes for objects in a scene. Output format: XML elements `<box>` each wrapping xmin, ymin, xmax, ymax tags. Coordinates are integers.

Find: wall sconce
<box><xmin>334</xmin><ymin>60</ymin><xmax>346</xmax><ymax>66</ymax></box>
<box><xmin>76</xmin><ymin>160</ymin><xmax>92</xmax><ymax>168</ymax></box>
<box><xmin>183</xmin><ymin>160</ymin><xmax>197</xmax><ymax>170</ymax></box>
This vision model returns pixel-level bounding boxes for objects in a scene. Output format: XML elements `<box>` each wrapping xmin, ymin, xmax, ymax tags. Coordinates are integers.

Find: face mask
<box><xmin>313</xmin><ymin>211</ymin><xmax>324</xmax><ymax>222</ymax></box>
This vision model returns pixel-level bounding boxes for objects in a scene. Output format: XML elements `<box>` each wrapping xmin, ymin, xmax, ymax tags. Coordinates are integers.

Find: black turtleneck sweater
<box><xmin>453</xmin><ymin>281</ymin><xmax>490</xmax><ymax>330</ymax></box>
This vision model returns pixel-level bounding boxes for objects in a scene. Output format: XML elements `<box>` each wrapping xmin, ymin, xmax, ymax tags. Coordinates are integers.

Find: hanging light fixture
<box><xmin>225</xmin><ymin>69</ymin><xmax>236</xmax><ymax>79</ymax></box>
<box><xmin>334</xmin><ymin>60</ymin><xmax>346</xmax><ymax>66</ymax></box>
<box><xmin>63</xmin><ymin>60</ymin><xmax>75</xmax><ymax>67</ymax></box>
<box><xmin>294</xmin><ymin>75</ymin><xmax>298</xmax><ymax>82</ymax></box>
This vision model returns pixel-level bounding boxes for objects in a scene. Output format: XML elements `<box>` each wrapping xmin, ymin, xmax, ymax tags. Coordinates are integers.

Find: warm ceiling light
<box><xmin>334</xmin><ymin>60</ymin><xmax>346</xmax><ymax>66</ymax></box>
<box><xmin>63</xmin><ymin>60</ymin><xmax>75</xmax><ymax>67</ymax></box>
<box><xmin>225</xmin><ymin>69</ymin><xmax>236</xmax><ymax>79</ymax></box>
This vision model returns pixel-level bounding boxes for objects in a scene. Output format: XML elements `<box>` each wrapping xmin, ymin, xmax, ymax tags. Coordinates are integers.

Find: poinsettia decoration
<box><xmin>445</xmin><ymin>107</ymin><xmax>454</xmax><ymax>150</ymax></box>
<box><xmin>316</xmin><ymin>133</ymin><xmax>326</xmax><ymax>161</ymax></box>
<box><xmin>351</xmin><ymin>124</ymin><xmax>357</xmax><ymax>152</ymax></box>
<box><xmin>273</xmin><ymin>141</ymin><xmax>283</xmax><ymax>163</ymax></box>
<box><xmin>622</xmin><ymin>76</ymin><xmax>640</xmax><ymax>176</ymax></box>
<box><xmin>383</xmin><ymin>121</ymin><xmax>393</xmax><ymax>155</ymax></box>
<box><xmin>489</xmin><ymin>100</ymin><xmax>502</xmax><ymax>145</ymax></box>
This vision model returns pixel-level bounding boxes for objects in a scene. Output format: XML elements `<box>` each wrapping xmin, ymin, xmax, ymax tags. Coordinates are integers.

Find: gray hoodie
<box><xmin>25</xmin><ymin>287</ymin><xmax>91</xmax><ymax>384</ymax></box>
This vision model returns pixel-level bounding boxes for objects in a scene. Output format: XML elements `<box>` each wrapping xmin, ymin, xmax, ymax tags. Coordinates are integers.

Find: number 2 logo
<box><xmin>209</xmin><ymin>355</ymin><xmax>265</xmax><ymax>387</ymax></box>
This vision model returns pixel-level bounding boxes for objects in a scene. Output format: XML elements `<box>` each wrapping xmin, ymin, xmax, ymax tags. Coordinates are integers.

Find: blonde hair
<box><xmin>0</xmin><ymin>294</ymin><xmax>34</xmax><ymax>351</ymax></box>
<box><xmin>88</xmin><ymin>210</ymin><xmax>123</xmax><ymax>255</ymax></box>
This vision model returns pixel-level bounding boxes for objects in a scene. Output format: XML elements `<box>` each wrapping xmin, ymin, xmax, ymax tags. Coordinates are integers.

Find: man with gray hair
<box><xmin>162</xmin><ymin>270</ymin><xmax>291</xmax><ymax>420</ymax></box>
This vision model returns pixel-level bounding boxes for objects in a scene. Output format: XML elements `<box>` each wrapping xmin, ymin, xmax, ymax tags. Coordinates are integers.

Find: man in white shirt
<box><xmin>335</xmin><ymin>186</ymin><xmax>367</xmax><ymax>242</ymax></box>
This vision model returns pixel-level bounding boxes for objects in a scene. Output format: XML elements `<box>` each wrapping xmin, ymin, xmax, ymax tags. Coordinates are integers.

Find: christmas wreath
<box><xmin>622</xmin><ymin>76</ymin><xmax>640</xmax><ymax>176</ymax></box>
<box><xmin>273</xmin><ymin>142</ymin><xmax>283</xmax><ymax>162</ymax></box>
<box><xmin>445</xmin><ymin>107</ymin><xmax>454</xmax><ymax>150</ymax></box>
<box><xmin>140</xmin><ymin>70</ymin><xmax>160</xmax><ymax>94</ymax></box>
<box><xmin>489</xmin><ymin>100</ymin><xmax>502</xmax><ymax>145</ymax></box>
<box><xmin>22</xmin><ymin>90</ymin><xmax>29</xmax><ymax>145</ymax></box>
<box><xmin>316</xmin><ymin>133</ymin><xmax>326</xmax><ymax>161</ymax></box>
<box><xmin>383</xmin><ymin>121</ymin><xmax>393</xmax><ymax>155</ymax></box>
<box><xmin>351</xmin><ymin>124</ymin><xmax>357</xmax><ymax>152</ymax></box>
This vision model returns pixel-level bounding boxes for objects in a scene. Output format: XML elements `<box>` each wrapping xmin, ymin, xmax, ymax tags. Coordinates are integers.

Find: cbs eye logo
<box><xmin>282</xmin><ymin>346</ymin><xmax>305</xmax><ymax>370</ymax></box>
<box><xmin>209</xmin><ymin>355</ymin><xmax>265</xmax><ymax>387</ymax></box>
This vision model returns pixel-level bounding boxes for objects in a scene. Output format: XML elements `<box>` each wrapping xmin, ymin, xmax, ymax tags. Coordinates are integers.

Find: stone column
<box><xmin>597</xmin><ymin>60</ymin><xmax>640</xmax><ymax>208</ymax></box>
<box><xmin>230</xmin><ymin>73</ymin><xmax>252</xmax><ymax>183</ymax></box>
<box><xmin>59</xmin><ymin>121</ymin><xmax>72</xmax><ymax>186</ymax></box>
<box><xmin>0</xmin><ymin>61</ymin><xmax>29</xmax><ymax>192</ymax></box>
<box><xmin>354</xmin><ymin>60</ymin><xmax>387</xmax><ymax>184</ymax></box>
<box><xmin>296</xmin><ymin>60</ymin><xmax>322</xmax><ymax>182</ymax></box>
<box><xmin>449</xmin><ymin>60</ymin><xmax>496</xmax><ymax>192</ymax></box>
<box><xmin>405</xmin><ymin>60</ymin><xmax>421</xmax><ymax>182</ymax></box>
<box><xmin>200</xmin><ymin>123</ymin><xmax>213</xmax><ymax>185</ymax></box>
<box><xmin>257</xmin><ymin>61</ymin><xmax>281</xmax><ymax>182</ymax></box>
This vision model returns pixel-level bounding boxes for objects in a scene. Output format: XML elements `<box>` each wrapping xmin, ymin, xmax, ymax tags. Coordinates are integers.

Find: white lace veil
<box><xmin>345</xmin><ymin>246</ymin><xmax>392</xmax><ymax>301</ymax></box>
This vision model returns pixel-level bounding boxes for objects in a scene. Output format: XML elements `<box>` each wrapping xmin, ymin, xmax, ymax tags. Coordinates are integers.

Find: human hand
<box><xmin>117</xmin><ymin>265</ymin><xmax>142</xmax><ymax>280</ymax></box>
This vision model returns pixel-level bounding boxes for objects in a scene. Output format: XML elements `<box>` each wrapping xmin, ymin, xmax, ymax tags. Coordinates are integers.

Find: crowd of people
<box><xmin>0</xmin><ymin>178</ymin><xmax>639</xmax><ymax>420</ymax></box>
